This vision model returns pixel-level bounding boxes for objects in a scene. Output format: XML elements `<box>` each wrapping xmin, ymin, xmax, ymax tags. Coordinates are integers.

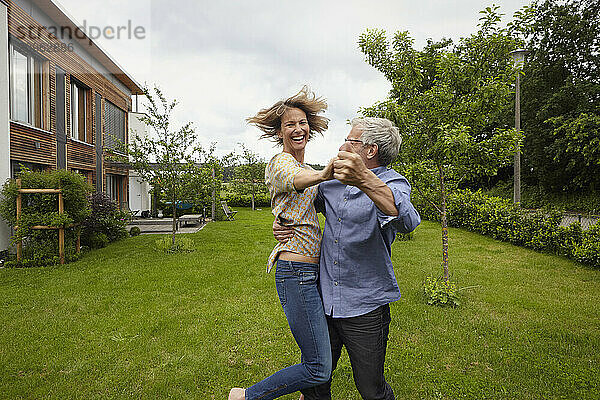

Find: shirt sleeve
<box><xmin>314</xmin><ymin>184</ymin><xmax>325</xmax><ymax>214</ymax></box>
<box><xmin>265</xmin><ymin>153</ymin><xmax>304</xmax><ymax>195</ymax></box>
<box><xmin>376</xmin><ymin>175</ymin><xmax>421</xmax><ymax>233</ymax></box>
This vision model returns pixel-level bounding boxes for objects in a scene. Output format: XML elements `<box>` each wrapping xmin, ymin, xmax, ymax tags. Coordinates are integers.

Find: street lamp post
<box><xmin>510</xmin><ymin>48</ymin><xmax>529</xmax><ymax>205</ymax></box>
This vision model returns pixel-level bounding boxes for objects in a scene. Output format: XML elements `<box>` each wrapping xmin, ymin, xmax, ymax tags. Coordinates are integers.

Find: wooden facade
<box><xmin>5</xmin><ymin>0</ymin><xmax>142</xmax><ymax>204</ymax></box>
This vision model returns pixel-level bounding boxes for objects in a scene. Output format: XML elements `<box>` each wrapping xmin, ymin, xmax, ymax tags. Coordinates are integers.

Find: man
<box><xmin>274</xmin><ymin>117</ymin><xmax>421</xmax><ymax>399</ymax></box>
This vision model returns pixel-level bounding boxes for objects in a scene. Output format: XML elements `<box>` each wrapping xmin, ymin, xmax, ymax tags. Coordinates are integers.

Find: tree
<box><xmin>124</xmin><ymin>86</ymin><xmax>220</xmax><ymax>245</ymax></box>
<box><xmin>510</xmin><ymin>0</ymin><xmax>600</xmax><ymax>192</ymax></box>
<box><xmin>227</xmin><ymin>143</ymin><xmax>267</xmax><ymax>211</ymax></box>
<box><xmin>358</xmin><ymin>6</ymin><xmax>521</xmax><ymax>281</ymax></box>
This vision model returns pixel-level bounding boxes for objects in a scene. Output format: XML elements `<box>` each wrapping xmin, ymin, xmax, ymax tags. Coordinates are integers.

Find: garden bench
<box><xmin>177</xmin><ymin>214</ymin><xmax>204</xmax><ymax>229</ymax></box>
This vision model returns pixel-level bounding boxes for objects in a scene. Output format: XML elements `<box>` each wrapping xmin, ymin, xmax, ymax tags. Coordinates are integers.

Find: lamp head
<box><xmin>510</xmin><ymin>48</ymin><xmax>530</xmax><ymax>66</ymax></box>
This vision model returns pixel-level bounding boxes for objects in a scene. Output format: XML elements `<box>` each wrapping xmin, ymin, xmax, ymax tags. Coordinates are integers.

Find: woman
<box><xmin>229</xmin><ymin>87</ymin><xmax>333</xmax><ymax>400</ymax></box>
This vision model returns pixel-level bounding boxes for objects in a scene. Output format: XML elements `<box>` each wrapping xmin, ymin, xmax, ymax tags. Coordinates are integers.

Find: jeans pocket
<box><xmin>275</xmin><ymin>278</ymin><xmax>286</xmax><ymax>307</ymax></box>
<box><xmin>298</xmin><ymin>270</ymin><xmax>318</xmax><ymax>285</ymax></box>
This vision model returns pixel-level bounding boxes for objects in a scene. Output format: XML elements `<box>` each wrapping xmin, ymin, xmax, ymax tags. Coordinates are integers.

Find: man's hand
<box><xmin>333</xmin><ymin>151</ymin><xmax>369</xmax><ymax>187</ymax></box>
<box><xmin>273</xmin><ymin>219</ymin><xmax>295</xmax><ymax>243</ymax></box>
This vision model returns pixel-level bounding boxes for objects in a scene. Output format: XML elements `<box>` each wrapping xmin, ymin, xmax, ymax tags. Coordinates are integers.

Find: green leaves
<box><xmin>124</xmin><ymin>85</ymin><xmax>223</xmax><ymax>235</ymax></box>
<box><xmin>519</xmin><ymin>0</ymin><xmax>600</xmax><ymax>192</ymax></box>
<box><xmin>358</xmin><ymin>12</ymin><xmax>520</xmax><ymax>203</ymax></box>
<box><xmin>154</xmin><ymin>237</ymin><xmax>195</xmax><ymax>254</ymax></box>
<box><xmin>359</xmin><ymin>6</ymin><xmax>523</xmax><ymax>280</ymax></box>
<box><xmin>0</xmin><ymin>169</ymin><xmax>92</xmax><ymax>266</ymax></box>
<box><xmin>423</xmin><ymin>275</ymin><xmax>460</xmax><ymax>307</ymax></box>
<box><xmin>225</xmin><ymin>143</ymin><xmax>268</xmax><ymax>211</ymax></box>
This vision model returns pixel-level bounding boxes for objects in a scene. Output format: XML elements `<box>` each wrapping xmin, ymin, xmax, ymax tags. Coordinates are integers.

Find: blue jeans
<box><xmin>245</xmin><ymin>260</ymin><xmax>332</xmax><ymax>400</ymax></box>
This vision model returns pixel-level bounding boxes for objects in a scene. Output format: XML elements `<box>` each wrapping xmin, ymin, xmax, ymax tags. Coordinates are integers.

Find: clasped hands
<box><xmin>321</xmin><ymin>150</ymin><xmax>368</xmax><ymax>187</ymax></box>
<box><xmin>275</xmin><ymin>151</ymin><xmax>369</xmax><ymax>243</ymax></box>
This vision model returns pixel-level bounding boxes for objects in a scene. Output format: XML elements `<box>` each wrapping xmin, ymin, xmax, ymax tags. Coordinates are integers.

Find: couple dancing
<box><xmin>229</xmin><ymin>87</ymin><xmax>420</xmax><ymax>400</ymax></box>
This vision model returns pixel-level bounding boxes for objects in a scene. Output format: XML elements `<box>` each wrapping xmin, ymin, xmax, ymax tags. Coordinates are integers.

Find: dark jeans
<box><xmin>301</xmin><ymin>304</ymin><xmax>395</xmax><ymax>400</ymax></box>
<box><xmin>245</xmin><ymin>260</ymin><xmax>332</xmax><ymax>400</ymax></box>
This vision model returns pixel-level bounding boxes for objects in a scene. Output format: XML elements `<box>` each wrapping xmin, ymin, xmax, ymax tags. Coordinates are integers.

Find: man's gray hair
<box><xmin>351</xmin><ymin>117</ymin><xmax>402</xmax><ymax>166</ymax></box>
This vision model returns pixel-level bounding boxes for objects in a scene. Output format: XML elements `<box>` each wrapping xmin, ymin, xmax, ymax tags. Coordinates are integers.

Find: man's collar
<box><xmin>370</xmin><ymin>165</ymin><xmax>388</xmax><ymax>174</ymax></box>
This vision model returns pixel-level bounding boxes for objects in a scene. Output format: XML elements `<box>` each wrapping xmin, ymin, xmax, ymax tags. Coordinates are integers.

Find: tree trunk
<box><xmin>440</xmin><ymin>169</ymin><xmax>450</xmax><ymax>281</ymax></box>
<box><xmin>211</xmin><ymin>166</ymin><xmax>216</xmax><ymax>220</ymax></box>
<box><xmin>251</xmin><ymin>183</ymin><xmax>255</xmax><ymax>211</ymax></box>
<box><xmin>172</xmin><ymin>196</ymin><xmax>176</xmax><ymax>246</ymax></box>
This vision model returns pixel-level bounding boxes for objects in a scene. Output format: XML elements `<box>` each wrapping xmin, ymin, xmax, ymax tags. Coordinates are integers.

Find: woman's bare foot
<box><xmin>228</xmin><ymin>388</ymin><xmax>245</xmax><ymax>400</ymax></box>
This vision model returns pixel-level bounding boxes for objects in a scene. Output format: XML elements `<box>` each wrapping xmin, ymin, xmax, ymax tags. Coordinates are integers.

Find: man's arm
<box><xmin>333</xmin><ymin>151</ymin><xmax>398</xmax><ymax>216</ymax></box>
<box><xmin>379</xmin><ymin>177</ymin><xmax>421</xmax><ymax>232</ymax></box>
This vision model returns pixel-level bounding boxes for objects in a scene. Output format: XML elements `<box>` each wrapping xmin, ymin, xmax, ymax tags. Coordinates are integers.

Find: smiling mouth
<box><xmin>291</xmin><ymin>135</ymin><xmax>306</xmax><ymax>143</ymax></box>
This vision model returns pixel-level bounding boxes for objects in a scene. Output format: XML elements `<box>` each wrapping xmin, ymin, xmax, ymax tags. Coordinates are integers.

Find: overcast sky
<box><xmin>57</xmin><ymin>0</ymin><xmax>530</xmax><ymax>165</ymax></box>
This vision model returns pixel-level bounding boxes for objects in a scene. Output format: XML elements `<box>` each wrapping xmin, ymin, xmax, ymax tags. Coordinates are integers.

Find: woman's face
<box><xmin>278</xmin><ymin>107</ymin><xmax>310</xmax><ymax>155</ymax></box>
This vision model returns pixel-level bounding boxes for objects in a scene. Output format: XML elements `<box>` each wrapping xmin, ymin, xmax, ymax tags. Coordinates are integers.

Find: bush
<box><xmin>85</xmin><ymin>232</ymin><xmax>110</xmax><ymax>249</ymax></box>
<box><xmin>423</xmin><ymin>276</ymin><xmax>460</xmax><ymax>307</ymax></box>
<box><xmin>484</xmin><ymin>181</ymin><xmax>600</xmax><ymax>214</ymax></box>
<box><xmin>154</xmin><ymin>237</ymin><xmax>195</xmax><ymax>253</ymax></box>
<box><xmin>415</xmin><ymin>188</ymin><xmax>600</xmax><ymax>269</ymax></box>
<box><xmin>0</xmin><ymin>169</ymin><xmax>91</xmax><ymax>267</ymax></box>
<box><xmin>223</xmin><ymin>193</ymin><xmax>270</xmax><ymax>208</ymax></box>
<box><xmin>129</xmin><ymin>226</ymin><xmax>141</xmax><ymax>237</ymax></box>
<box><xmin>573</xmin><ymin>223</ymin><xmax>600</xmax><ymax>266</ymax></box>
<box><xmin>396</xmin><ymin>232</ymin><xmax>414</xmax><ymax>241</ymax></box>
<box><xmin>81</xmin><ymin>192</ymin><xmax>129</xmax><ymax>249</ymax></box>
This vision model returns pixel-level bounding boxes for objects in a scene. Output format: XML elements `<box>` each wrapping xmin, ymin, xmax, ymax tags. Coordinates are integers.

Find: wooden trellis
<box><xmin>15</xmin><ymin>179</ymin><xmax>80</xmax><ymax>265</ymax></box>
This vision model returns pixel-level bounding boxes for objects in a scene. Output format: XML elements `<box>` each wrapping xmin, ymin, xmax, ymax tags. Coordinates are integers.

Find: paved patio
<box><xmin>127</xmin><ymin>218</ymin><xmax>210</xmax><ymax>235</ymax></box>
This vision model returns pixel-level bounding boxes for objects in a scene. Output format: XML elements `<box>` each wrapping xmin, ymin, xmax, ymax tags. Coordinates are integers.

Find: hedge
<box><xmin>484</xmin><ymin>180</ymin><xmax>600</xmax><ymax>214</ymax></box>
<box><xmin>223</xmin><ymin>193</ymin><xmax>270</xmax><ymax>208</ymax></box>
<box><xmin>0</xmin><ymin>169</ymin><xmax>92</xmax><ymax>266</ymax></box>
<box><xmin>413</xmin><ymin>189</ymin><xmax>600</xmax><ymax>269</ymax></box>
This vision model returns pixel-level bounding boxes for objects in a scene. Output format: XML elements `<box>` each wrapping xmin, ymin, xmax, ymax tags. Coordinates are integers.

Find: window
<box><xmin>104</xmin><ymin>100</ymin><xmax>126</xmax><ymax>152</ymax></box>
<box><xmin>11</xmin><ymin>161</ymin><xmax>46</xmax><ymax>179</ymax></box>
<box><xmin>71</xmin><ymin>169</ymin><xmax>93</xmax><ymax>185</ymax></box>
<box><xmin>70</xmin><ymin>80</ymin><xmax>90</xmax><ymax>143</ymax></box>
<box><xmin>106</xmin><ymin>174</ymin><xmax>125</xmax><ymax>207</ymax></box>
<box><xmin>9</xmin><ymin>43</ymin><xmax>47</xmax><ymax>129</ymax></box>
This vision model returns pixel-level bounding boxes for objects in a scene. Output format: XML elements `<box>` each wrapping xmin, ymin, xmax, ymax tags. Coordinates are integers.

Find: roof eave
<box><xmin>30</xmin><ymin>0</ymin><xmax>144</xmax><ymax>95</ymax></box>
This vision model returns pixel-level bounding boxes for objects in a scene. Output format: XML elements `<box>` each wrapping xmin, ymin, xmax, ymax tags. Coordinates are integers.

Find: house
<box><xmin>0</xmin><ymin>0</ymin><xmax>144</xmax><ymax>250</ymax></box>
<box><xmin>128</xmin><ymin>111</ymin><xmax>151</xmax><ymax>216</ymax></box>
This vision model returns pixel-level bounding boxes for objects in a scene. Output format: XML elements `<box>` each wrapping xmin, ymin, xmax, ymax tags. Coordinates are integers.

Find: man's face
<box><xmin>339</xmin><ymin>126</ymin><xmax>369</xmax><ymax>164</ymax></box>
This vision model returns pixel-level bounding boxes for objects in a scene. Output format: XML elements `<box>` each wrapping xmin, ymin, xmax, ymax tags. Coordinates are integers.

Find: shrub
<box><xmin>414</xmin><ymin>188</ymin><xmax>600</xmax><ymax>269</ymax></box>
<box><xmin>573</xmin><ymin>223</ymin><xmax>600</xmax><ymax>266</ymax></box>
<box><xmin>81</xmin><ymin>192</ymin><xmax>129</xmax><ymax>249</ymax></box>
<box><xmin>223</xmin><ymin>193</ymin><xmax>270</xmax><ymax>208</ymax></box>
<box><xmin>0</xmin><ymin>169</ymin><xmax>91</xmax><ymax>267</ymax></box>
<box><xmin>423</xmin><ymin>276</ymin><xmax>460</xmax><ymax>307</ymax></box>
<box><xmin>484</xmin><ymin>181</ymin><xmax>600</xmax><ymax>214</ymax></box>
<box><xmin>129</xmin><ymin>226</ymin><xmax>141</xmax><ymax>237</ymax></box>
<box><xmin>85</xmin><ymin>232</ymin><xmax>110</xmax><ymax>249</ymax></box>
<box><xmin>154</xmin><ymin>237</ymin><xmax>195</xmax><ymax>253</ymax></box>
<box><xmin>396</xmin><ymin>232</ymin><xmax>414</xmax><ymax>241</ymax></box>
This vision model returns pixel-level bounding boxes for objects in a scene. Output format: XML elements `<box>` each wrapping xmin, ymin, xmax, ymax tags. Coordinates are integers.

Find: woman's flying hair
<box><xmin>247</xmin><ymin>86</ymin><xmax>329</xmax><ymax>145</ymax></box>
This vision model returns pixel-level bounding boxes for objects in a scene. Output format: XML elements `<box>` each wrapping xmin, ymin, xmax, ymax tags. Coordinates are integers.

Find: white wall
<box><xmin>128</xmin><ymin>112</ymin><xmax>150</xmax><ymax>212</ymax></box>
<box><xmin>0</xmin><ymin>2</ymin><xmax>12</xmax><ymax>250</ymax></box>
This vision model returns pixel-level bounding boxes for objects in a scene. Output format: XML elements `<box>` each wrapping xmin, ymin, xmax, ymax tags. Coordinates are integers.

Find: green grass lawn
<box><xmin>1</xmin><ymin>208</ymin><xmax>599</xmax><ymax>399</ymax></box>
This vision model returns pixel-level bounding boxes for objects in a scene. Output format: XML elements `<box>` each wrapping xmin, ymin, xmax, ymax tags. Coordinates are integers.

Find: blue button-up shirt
<box><xmin>315</xmin><ymin>166</ymin><xmax>421</xmax><ymax>318</ymax></box>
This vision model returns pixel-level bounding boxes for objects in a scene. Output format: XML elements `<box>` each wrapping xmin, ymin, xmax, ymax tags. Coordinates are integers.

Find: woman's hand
<box><xmin>293</xmin><ymin>157</ymin><xmax>337</xmax><ymax>191</ymax></box>
<box><xmin>273</xmin><ymin>219</ymin><xmax>295</xmax><ymax>243</ymax></box>
<box><xmin>320</xmin><ymin>157</ymin><xmax>337</xmax><ymax>181</ymax></box>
